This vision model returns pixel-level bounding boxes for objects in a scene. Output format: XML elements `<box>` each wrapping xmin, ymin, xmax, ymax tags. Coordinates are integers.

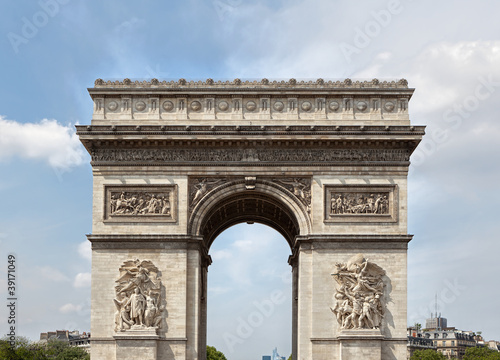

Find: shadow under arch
<box><xmin>188</xmin><ymin>179</ymin><xmax>312</xmax><ymax>250</ymax></box>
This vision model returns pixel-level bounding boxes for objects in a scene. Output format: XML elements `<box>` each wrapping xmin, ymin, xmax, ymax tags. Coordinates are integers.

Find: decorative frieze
<box><xmin>91</xmin><ymin>78</ymin><xmax>412</xmax><ymax>122</ymax></box>
<box><xmin>114</xmin><ymin>259</ymin><xmax>164</xmax><ymax>332</ymax></box>
<box><xmin>324</xmin><ymin>185</ymin><xmax>398</xmax><ymax>223</ymax></box>
<box><xmin>104</xmin><ymin>185</ymin><xmax>177</xmax><ymax>222</ymax></box>
<box><xmin>97</xmin><ymin>96</ymin><xmax>409</xmax><ymax>119</ymax></box>
<box><xmin>92</xmin><ymin>148</ymin><xmax>410</xmax><ymax>165</ymax></box>
<box><xmin>330</xmin><ymin>254</ymin><xmax>386</xmax><ymax>330</ymax></box>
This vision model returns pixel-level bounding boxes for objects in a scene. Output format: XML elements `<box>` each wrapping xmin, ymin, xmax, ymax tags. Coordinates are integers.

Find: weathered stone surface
<box><xmin>78</xmin><ymin>78</ymin><xmax>424</xmax><ymax>360</ymax></box>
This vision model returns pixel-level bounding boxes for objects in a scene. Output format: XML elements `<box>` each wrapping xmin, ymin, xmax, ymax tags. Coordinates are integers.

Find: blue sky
<box><xmin>1</xmin><ymin>0</ymin><xmax>500</xmax><ymax>359</ymax></box>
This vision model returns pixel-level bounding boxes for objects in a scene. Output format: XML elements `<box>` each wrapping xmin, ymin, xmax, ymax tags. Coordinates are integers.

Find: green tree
<box><xmin>45</xmin><ymin>339</ymin><xmax>89</xmax><ymax>360</ymax></box>
<box><xmin>0</xmin><ymin>337</ymin><xmax>47</xmax><ymax>360</ymax></box>
<box><xmin>207</xmin><ymin>345</ymin><xmax>227</xmax><ymax>360</ymax></box>
<box><xmin>410</xmin><ymin>349</ymin><xmax>447</xmax><ymax>360</ymax></box>
<box><xmin>0</xmin><ymin>337</ymin><xmax>89</xmax><ymax>360</ymax></box>
<box><xmin>463</xmin><ymin>346</ymin><xmax>500</xmax><ymax>360</ymax></box>
<box><xmin>288</xmin><ymin>355</ymin><xmax>292</xmax><ymax>360</ymax></box>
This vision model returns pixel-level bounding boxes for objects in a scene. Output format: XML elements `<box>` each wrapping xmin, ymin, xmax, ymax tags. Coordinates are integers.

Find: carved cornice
<box><xmin>76</xmin><ymin>125</ymin><xmax>425</xmax><ymax>164</ymax></box>
<box><xmin>87</xmin><ymin>234</ymin><xmax>204</xmax><ymax>242</ymax></box>
<box><xmin>296</xmin><ymin>234</ymin><xmax>413</xmax><ymax>243</ymax></box>
<box><xmin>87</xmin><ymin>234</ymin><xmax>204</xmax><ymax>248</ymax></box>
<box><xmin>288</xmin><ymin>235</ymin><xmax>413</xmax><ymax>264</ymax></box>
<box><xmin>93</xmin><ymin>78</ymin><xmax>410</xmax><ymax>89</ymax></box>
<box><xmin>76</xmin><ymin>124</ymin><xmax>425</xmax><ymax>136</ymax></box>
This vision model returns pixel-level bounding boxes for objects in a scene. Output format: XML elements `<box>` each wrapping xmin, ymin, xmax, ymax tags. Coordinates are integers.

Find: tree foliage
<box><xmin>463</xmin><ymin>347</ymin><xmax>500</xmax><ymax>360</ymax></box>
<box><xmin>410</xmin><ymin>349</ymin><xmax>447</xmax><ymax>360</ymax></box>
<box><xmin>207</xmin><ymin>345</ymin><xmax>227</xmax><ymax>360</ymax></box>
<box><xmin>0</xmin><ymin>337</ymin><xmax>89</xmax><ymax>360</ymax></box>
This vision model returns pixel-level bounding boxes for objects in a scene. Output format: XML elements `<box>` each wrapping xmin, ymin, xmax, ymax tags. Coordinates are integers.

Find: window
<box><xmin>451</xmin><ymin>341</ymin><xmax>455</xmax><ymax>346</ymax></box>
<box><xmin>442</xmin><ymin>341</ymin><xmax>446</xmax><ymax>346</ymax></box>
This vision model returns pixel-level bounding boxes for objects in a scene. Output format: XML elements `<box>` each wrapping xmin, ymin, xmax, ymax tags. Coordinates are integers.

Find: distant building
<box><xmin>425</xmin><ymin>313</ymin><xmax>448</xmax><ymax>330</ymax></box>
<box><xmin>488</xmin><ymin>340</ymin><xmax>500</xmax><ymax>352</ymax></box>
<box><xmin>423</xmin><ymin>328</ymin><xmax>477</xmax><ymax>359</ymax></box>
<box><xmin>39</xmin><ymin>330</ymin><xmax>90</xmax><ymax>350</ymax></box>
<box><xmin>410</xmin><ymin>312</ymin><xmax>500</xmax><ymax>359</ymax></box>
<box><xmin>262</xmin><ymin>347</ymin><xmax>286</xmax><ymax>360</ymax></box>
<box><xmin>407</xmin><ymin>326</ymin><xmax>437</xmax><ymax>359</ymax></box>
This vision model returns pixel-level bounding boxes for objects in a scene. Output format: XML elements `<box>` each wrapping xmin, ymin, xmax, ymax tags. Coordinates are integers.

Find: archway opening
<box><xmin>198</xmin><ymin>190</ymin><xmax>302</xmax><ymax>249</ymax></box>
<box><xmin>207</xmin><ymin>223</ymin><xmax>293</xmax><ymax>360</ymax></box>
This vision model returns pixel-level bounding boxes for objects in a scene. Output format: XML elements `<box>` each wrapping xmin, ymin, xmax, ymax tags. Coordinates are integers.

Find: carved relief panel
<box><xmin>330</xmin><ymin>254</ymin><xmax>386</xmax><ymax>330</ymax></box>
<box><xmin>324</xmin><ymin>184</ymin><xmax>398</xmax><ymax>223</ymax></box>
<box><xmin>104</xmin><ymin>185</ymin><xmax>177</xmax><ymax>222</ymax></box>
<box><xmin>114</xmin><ymin>259</ymin><xmax>165</xmax><ymax>333</ymax></box>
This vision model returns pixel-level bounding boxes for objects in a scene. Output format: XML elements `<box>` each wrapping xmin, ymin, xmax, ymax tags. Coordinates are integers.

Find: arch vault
<box><xmin>77</xmin><ymin>78</ymin><xmax>424</xmax><ymax>360</ymax></box>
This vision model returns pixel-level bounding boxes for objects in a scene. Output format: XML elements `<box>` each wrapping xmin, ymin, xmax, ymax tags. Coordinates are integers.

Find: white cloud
<box><xmin>208</xmin><ymin>286</ymin><xmax>231</xmax><ymax>295</ymax></box>
<box><xmin>211</xmin><ymin>249</ymin><xmax>232</xmax><ymax>260</ymax></box>
<box><xmin>0</xmin><ymin>116</ymin><xmax>86</xmax><ymax>170</ymax></box>
<box><xmin>351</xmin><ymin>41</ymin><xmax>500</xmax><ymax>115</ymax></box>
<box><xmin>37</xmin><ymin>266</ymin><xmax>70</xmax><ymax>282</ymax></box>
<box><xmin>209</xmin><ymin>224</ymin><xmax>291</xmax><ymax>289</ymax></box>
<box><xmin>73</xmin><ymin>272</ymin><xmax>91</xmax><ymax>288</ymax></box>
<box><xmin>59</xmin><ymin>303</ymin><xmax>83</xmax><ymax>314</ymax></box>
<box><xmin>77</xmin><ymin>240</ymin><xmax>91</xmax><ymax>261</ymax></box>
<box><xmin>233</xmin><ymin>239</ymin><xmax>254</xmax><ymax>251</ymax></box>
<box><xmin>407</xmin><ymin>41</ymin><xmax>500</xmax><ymax>114</ymax></box>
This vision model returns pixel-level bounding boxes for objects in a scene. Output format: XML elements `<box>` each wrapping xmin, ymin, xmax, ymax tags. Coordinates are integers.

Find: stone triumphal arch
<box><xmin>77</xmin><ymin>78</ymin><xmax>424</xmax><ymax>360</ymax></box>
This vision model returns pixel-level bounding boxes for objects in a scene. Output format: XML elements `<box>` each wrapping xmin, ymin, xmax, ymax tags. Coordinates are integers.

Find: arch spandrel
<box><xmin>188</xmin><ymin>179</ymin><xmax>312</xmax><ymax>249</ymax></box>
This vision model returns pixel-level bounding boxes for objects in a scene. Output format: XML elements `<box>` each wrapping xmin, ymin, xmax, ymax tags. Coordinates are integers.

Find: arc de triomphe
<box><xmin>77</xmin><ymin>78</ymin><xmax>424</xmax><ymax>360</ymax></box>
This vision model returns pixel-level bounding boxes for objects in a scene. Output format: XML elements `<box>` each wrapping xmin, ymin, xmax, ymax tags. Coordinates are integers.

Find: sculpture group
<box><xmin>113</xmin><ymin>259</ymin><xmax>164</xmax><ymax>332</ymax></box>
<box><xmin>110</xmin><ymin>192</ymin><xmax>171</xmax><ymax>216</ymax></box>
<box><xmin>330</xmin><ymin>193</ymin><xmax>388</xmax><ymax>215</ymax></box>
<box><xmin>330</xmin><ymin>254</ymin><xmax>386</xmax><ymax>330</ymax></box>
